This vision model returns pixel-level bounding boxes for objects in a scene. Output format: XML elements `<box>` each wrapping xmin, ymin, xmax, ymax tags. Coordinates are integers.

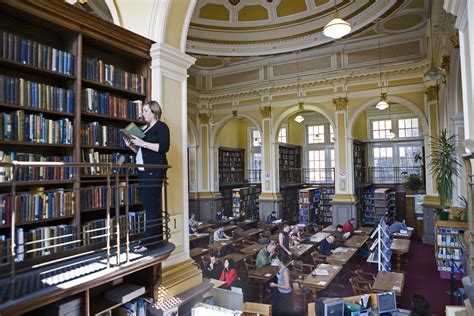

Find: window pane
<box><xmin>399</xmin><ymin>120</ymin><xmax>404</xmax><ymax>128</ymax></box>
<box><xmin>373</xmin><ymin>121</ymin><xmax>379</xmax><ymax>130</ymax></box>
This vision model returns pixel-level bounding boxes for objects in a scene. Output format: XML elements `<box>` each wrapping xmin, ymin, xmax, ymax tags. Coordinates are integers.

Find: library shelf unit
<box><xmin>362</xmin><ymin>187</ymin><xmax>396</xmax><ymax>226</ymax></box>
<box><xmin>353</xmin><ymin>140</ymin><xmax>365</xmax><ymax>187</ymax></box>
<box><xmin>298</xmin><ymin>187</ymin><xmax>320</xmax><ymax>224</ymax></box>
<box><xmin>218</xmin><ymin>147</ymin><xmax>245</xmax><ymax>215</ymax></box>
<box><xmin>281</xmin><ymin>186</ymin><xmax>301</xmax><ymax>223</ymax></box>
<box><xmin>279</xmin><ymin>144</ymin><xmax>302</xmax><ymax>223</ymax></box>
<box><xmin>0</xmin><ymin>1</ymin><xmax>174</xmax><ymax>314</ymax></box>
<box><xmin>232</xmin><ymin>186</ymin><xmax>261</xmax><ymax>220</ymax></box>
<box><xmin>435</xmin><ymin>219</ymin><xmax>468</xmax><ymax>280</ymax></box>
<box><xmin>367</xmin><ymin>219</ymin><xmax>392</xmax><ymax>271</ymax></box>
<box><xmin>320</xmin><ymin>186</ymin><xmax>335</xmax><ymax>224</ymax></box>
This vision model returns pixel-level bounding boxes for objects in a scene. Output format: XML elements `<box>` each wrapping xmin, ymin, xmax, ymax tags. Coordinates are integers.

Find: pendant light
<box><xmin>376</xmin><ymin>19</ymin><xmax>389</xmax><ymax>111</ymax></box>
<box><xmin>323</xmin><ymin>0</ymin><xmax>352</xmax><ymax>39</ymax></box>
<box><xmin>294</xmin><ymin>51</ymin><xmax>305</xmax><ymax>124</ymax></box>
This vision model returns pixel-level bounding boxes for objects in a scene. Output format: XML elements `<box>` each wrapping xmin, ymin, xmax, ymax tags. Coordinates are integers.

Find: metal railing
<box><xmin>0</xmin><ymin>160</ymin><xmax>171</xmax><ymax>301</ymax></box>
<box><xmin>246</xmin><ymin>169</ymin><xmax>261</xmax><ymax>184</ymax></box>
<box><xmin>279</xmin><ymin>168</ymin><xmax>303</xmax><ymax>187</ymax></box>
<box><xmin>303</xmin><ymin>168</ymin><xmax>335</xmax><ymax>184</ymax></box>
<box><xmin>365</xmin><ymin>165</ymin><xmax>425</xmax><ymax>185</ymax></box>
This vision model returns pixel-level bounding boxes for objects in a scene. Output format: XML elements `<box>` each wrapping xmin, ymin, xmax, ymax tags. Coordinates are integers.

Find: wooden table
<box><xmin>391</xmin><ymin>239</ymin><xmax>411</xmax><ymax>271</ymax></box>
<box><xmin>322</xmin><ymin>225</ymin><xmax>336</xmax><ymax>233</ymax></box>
<box><xmin>239</xmin><ymin>228</ymin><xmax>263</xmax><ymax>240</ymax></box>
<box><xmin>308</xmin><ymin>232</ymin><xmax>330</xmax><ymax>244</ymax></box>
<box><xmin>239</xmin><ymin>243</ymin><xmax>266</xmax><ymax>256</ymax></box>
<box><xmin>270</xmin><ymin>233</ymin><xmax>279</xmax><ymax>242</ymax></box>
<box><xmin>209</xmin><ymin>225</ymin><xmax>237</xmax><ymax>235</ymax></box>
<box><xmin>290</xmin><ymin>244</ymin><xmax>314</xmax><ymax>258</ymax></box>
<box><xmin>326</xmin><ymin>247</ymin><xmax>357</xmax><ymax>265</ymax></box>
<box><xmin>189</xmin><ymin>233</ymin><xmax>210</xmax><ymax>245</ymax></box>
<box><xmin>372</xmin><ymin>271</ymin><xmax>405</xmax><ymax>296</ymax></box>
<box><xmin>209</xmin><ymin>237</ymin><xmax>245</xmax><ymax>253</ymax></box>
<box><xmin>220</xmin><ymin>252</ymin><xmax>249</xmax><ymax>264</ymax></box>
<box><xmin>344</xmin><ymin>235</ymin><xmax>369</xmax><ymax>248</ymax></box>
<box><xmin>248</xmin><ymin>265</ymin><xmax>280</xmax><ymax>302</ymax></box>
<box><xmin>190</xmin><ymin>247</ymin><xmax>210</xmax><ymax>259</ymax></box>
<box><xmin>392</xmin><ymin>230</ymin><xmax>413</xmax><ymax>239</ymax></box>
<box><xmin>354</xmin><ymin>227</ymin><xmax>375</xmax><ymax>236</ymax></box>
<box><xmin>214</xmin><ymin>219</ymin><xmax>233</xmax><ymax>227</ymax></box>
<box><xmin>300</xmin><ymin>264</ymin><xmax>342</xmax><ymax>300</ymax></box>
<box><xmin>237</xmin><ymin>219</ymin><xmax>259</xmax><ymax>229</ymax></box>
<box><xmin>196</xmin><ymin>223</ymin><xmax>214</xmax><ymax>232</ymax></box>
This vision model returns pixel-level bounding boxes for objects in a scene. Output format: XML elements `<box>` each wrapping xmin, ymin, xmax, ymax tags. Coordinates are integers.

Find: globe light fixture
<box><xmin>376</xmin><ymin>93</ymin><xmax>389</xmax><ymax>111</ymax></box>
<box><xmin>323</xmin><ymin>13</ymin><xmax>352</xmax><ymax>39</ymax></box>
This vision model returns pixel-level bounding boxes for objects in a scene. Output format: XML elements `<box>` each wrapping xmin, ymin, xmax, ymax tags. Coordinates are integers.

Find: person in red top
<box><xmin>342</xmin><ymin>218</ymin><xmax>356</xmax><ymax>235</ymax></box>
<box><xmin>219</xmin><ymin>258</ymin><xmax>238</xmax><ymax>289</ymax></box>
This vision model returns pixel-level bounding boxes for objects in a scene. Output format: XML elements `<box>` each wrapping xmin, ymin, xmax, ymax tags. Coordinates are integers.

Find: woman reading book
<box><xmin>124</xmin><ymin>100</ymin><xmax>170</xmax><ymax>252</ymax></box>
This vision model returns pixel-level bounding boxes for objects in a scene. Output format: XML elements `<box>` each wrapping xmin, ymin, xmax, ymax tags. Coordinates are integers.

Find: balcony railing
<box><xmin>0</xmin><ymin>161</ymin><xmax>172</xmax><ymax>304</ymax></box>
<box><xmin>246</xmin><ymin>169</ymin><xmax>261</xmax><ymax>184</ymax></box>
<box><xmin>303</xmin><ymin>168</ymin><xmax>335</xmax><ymax>184</ymax></box>
<box><xmin>365</xmin><ymin>165</ymin><xmax>425</xmax><ymax>185</ymax></box>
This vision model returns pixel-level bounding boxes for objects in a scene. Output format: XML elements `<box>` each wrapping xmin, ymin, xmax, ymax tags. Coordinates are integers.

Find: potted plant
<box><xmin>429</xmin><ymin>129</ymin><xmax>461</xmax><ymax>220</ymax></box>
<box><xmin>405</xmin><ymin>174</ymin><xmax>424</xmax><ymax>194</ymax></box>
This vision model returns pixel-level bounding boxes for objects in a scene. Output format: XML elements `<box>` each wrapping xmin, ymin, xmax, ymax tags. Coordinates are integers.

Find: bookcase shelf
<box><xmin>0</xmin><ymin>102</ymin><xmax>75</xmax><ymax>117</ymax></box>
<box><xmin>232</xmin><ymin>186</ymin><xmax>260</xmax><ymax>219</ymax></box>
<box><xmin>0</xmin><ymin>215</ymin><xmax>75</xmax><ymax>229</ymax></box>
<box><xmin>81</xmin><ymin>112</ymin><xmax>143</xmax><ymax>124</ymax></box>
<box><xmin>0</xmin><ymin>179</ymin><xmax>75</xmax><ymax>187</ymax></box>
<box><xmin>82</xmin><ymin>203</ymin><xmax>142</xmax><ymax>213</ymax></box>
<box><xmin>299</xmin><ymin>187</ymin><xmax>320</xmax><ymax>223</ymax></box>
<box><xmin>435</xmin><ymin>220</ymin><xmax>467</xmax><ymax>279</ymax></box>
<box><xmin>362</xmin><ymin>187</ymin><xmax>396</xmax><ymax>226</ymax></box>
<box><xmin>0</xmin><ymin>57</ymin><xmax>76</xmax><ymax>81</ymax></box>
<box><xmin>81</xmin><ymin>145</ymin><xmax>131</xmax><ymax>151</ymax></box>
<box><xmin>0</xmin><ymin>141</ymin><xmax>74</xmax><ymax>148</ymax></box>
<box><xmin>82</xmin><ymin>79</ymin><xmax>146</xmax><ymax>99</ymax></box>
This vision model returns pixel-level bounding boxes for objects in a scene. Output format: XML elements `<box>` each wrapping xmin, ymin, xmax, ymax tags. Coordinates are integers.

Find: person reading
<box><xmin>342</xmin><ymin>218</ymin><xmax>356</xmax><ymax>235</ymax></box>
<box><xmin>256</xmin><ymin>241</ymin><xmax>277</xmax><ymax>269</ymax></box>
<box><xmin>319</xmin><ymin>235</ymin><xmax>337</xmax><ymax>255</ymax></box>
<box><xmin>266</xmin><ymin>211</ymin><xmax>278</xmax><ymax>224</ymax></box>
<box><xmin>219</xmin><ymin>258</ymin><xmax>239</xmax><ymax>289</ymax></box>
<box><xmin>213</xmin><ymin>226</ymin><xmax>231</xmax><ymax>242</ymax></box>
<box><xmin>204</xmin><ymin>254</ymin><xmax>223</xmax><ymax>279</ymax></box>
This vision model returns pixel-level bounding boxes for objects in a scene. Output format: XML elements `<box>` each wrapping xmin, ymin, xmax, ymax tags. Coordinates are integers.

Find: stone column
<box><xmin>331</xmin><ymin>97</ymin><xmax>358</xmax><ymax>225</ymax></box>
<box><xmin>422</xmin><ymin>84</ymin><xmax>440</xmax><ymax>245</ymax></box>
<box><xmin>259</xmin><ymin>105</ymin><xmax>283</xmax><ymax>221</ymax></box>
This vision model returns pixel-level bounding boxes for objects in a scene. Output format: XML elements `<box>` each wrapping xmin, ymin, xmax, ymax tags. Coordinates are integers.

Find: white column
<box><xmin>150</xmin><ymin>42</ymin><xmax>195</xmax><ymax>266</ymax></box>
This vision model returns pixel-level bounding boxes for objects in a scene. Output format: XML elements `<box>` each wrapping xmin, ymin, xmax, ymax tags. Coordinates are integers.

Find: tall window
<box><xmin>398</xmin><ymin>118</ymin><xmax>419</xmax><ymax>138</ymax></box>
<box><xmin>373</xmin><ymin>146</ymin><xmax>394</xmax><ymax>182</ymax></box>
<box><xmin>372</xmin><ymin>120</ymin><xmax>392</xmax><ymax>139</ymax></box>
<box><xmin>308</xmin><ymin>150</ymin><xmax>325</xmax><ymax>181</ymax></box>
<box><xmin>252</xmin><ymin>130</ymin><xmax>261</xmax><ymax>147</ymax></box>
<box><xmin>329</xmin><ymin>125</ymin><xmax>334</xmax><ymax>143</ymax></box>
<box><xmin>250</xmin><ymin>129</ymin><xmax>262</xmax><ymax>183</ymax></box>
<box><xmin>307</xmin><ymin>125</ymin><xmax>325</xmax><ymax>144</ymax></box>
<box><xmin>278</xmin><ymin>127</ymin><xmax>287</xmax><ymax>143</ymax></box>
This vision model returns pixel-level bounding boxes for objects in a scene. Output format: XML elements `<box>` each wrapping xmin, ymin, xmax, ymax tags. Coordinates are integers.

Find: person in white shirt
<box><xmin>213</xmin><ymin>226</ymin><xmax>231</xmax><ymax>242</ymax></box>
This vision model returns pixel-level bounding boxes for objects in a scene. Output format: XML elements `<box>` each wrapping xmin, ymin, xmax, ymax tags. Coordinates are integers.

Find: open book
<box><xmin>121</xmin><ymin>122</ymin><xmax>145</xmax><ymax>140</ymax></box>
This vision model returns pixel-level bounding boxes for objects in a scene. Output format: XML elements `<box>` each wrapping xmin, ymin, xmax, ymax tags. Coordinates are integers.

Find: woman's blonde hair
<box><xmin>145</xmin><ymin>100</ymin><xmax>162</xmax><ymax>120</ymax></box>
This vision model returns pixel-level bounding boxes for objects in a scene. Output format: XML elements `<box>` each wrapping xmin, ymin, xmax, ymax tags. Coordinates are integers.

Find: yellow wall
<box><xmin>217</xmin><ymin>118</ymin><xmax>248</xmax><ymax>149</ymax></box>
<box><xmin>353</xmin><ymin>112</ymin><xmax>368</xmax><ymax>140</ymax></box>
<box><xmin>165</xmin><ymin>0</ymin><xmax>192</xmax><ymax>49</ymax></box>
<box><xmin>287</xmin><ymin>114</ymin><xmax>304</xmax><ymax>146</ymax></box>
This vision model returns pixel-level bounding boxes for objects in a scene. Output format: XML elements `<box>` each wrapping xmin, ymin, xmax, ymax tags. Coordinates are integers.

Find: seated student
<box><xmin>319</xmin><ymin>235</ymin><xmax>336</xmax><ymax>256</ymax></box>
<box><xmin>342</xmin><ymin>218</ymin><xmax>356</xmax><ymax>235</ymax></box>
<box><xmin>215</xmin><ymin>208</ymin><xmax>224</xmax><ymax>222</ymax></box>
<box><xmin>189</xmin><ymin>213</ymin><xmax>199</xmax><ymax>229</ymax></box>
<box><xmin>189</xmin><ymin>224</ymin><xmax>197</xmax><ymax>235</ymax></box>
<box><xmin>290</xmin><ymin>226</ymin><xmax>303</xmax><ymax>246</ymax></box>
<box><xmin>219</xmin><ymin>258</ymin><xmax>239</xmax><ymax>289</ymax></box>
<box><xmin>389</xmin><ymin>217</ymin><xmax>408</xmax><ymax>234</ymax></box>
<box><xmin>238</xmin><ymin>211</ymin><xmax>247</xmax><ymax>222</ymax></box>
<box><xmin>256</xmin><ymin>241</ymin><xmax>277</xmax><ymax>269</ymax></box>
<box><xmin>333</xmin><ymin>224</ymin><xmax>346</xmax><ymax>242</ymax></box>
<box><xmin>266</xmin><ymin>211</ymin><xmax>278</xmax><ymax>224</ymax></box>
<box><xmin>213</xmin><ymin>226</ymin><xmax>231</xmax><ymax>242</ymax></box>
<box><xmin>204</xmin><ymin>254</ymin><xmax>223</xmax><ymax>279</ymax></box>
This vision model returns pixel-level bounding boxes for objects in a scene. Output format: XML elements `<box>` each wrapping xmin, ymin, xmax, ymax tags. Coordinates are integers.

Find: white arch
<box><xmin>188</xmin><ymin>118</ymin><xmax>198</xmax><ymax>146</ymax></box>
<box><xmin>104</xmin><ymin>0</ymin><xmax>122</xmax><ymax>26</ymax></box>
<box><xmin>272</xmin><ymin>103</ymin><xmax>336</xmax><ymax>142</ymax></box>
<box><xmin>181</xmin><ymin>1</ymin><xmax>198</xmax><ymax>52</ymax></box>
<box><xmin>211</xmin><ymin>114</ymin><xmax>262</xmax><ymax>147</ymax></box>
<box><xmin>147</xmin><ymin>0</ymin><xmax>172</xmax><ymax>43</ymax></box>
<box><xmin>348</xmin><ymin>96</ymin><xmax>429</xmax><ymax>137</ymax></box>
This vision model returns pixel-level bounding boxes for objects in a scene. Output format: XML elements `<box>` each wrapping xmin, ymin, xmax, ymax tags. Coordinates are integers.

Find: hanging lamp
<box><xmin>294</xmin><ymin>52</ymin><xmax>305</xmax><ymax>123</ymax></box>
<box><xmin>323</xmin><ymin>0</ymin><xmax>352</xmax><ymax>39</ymax></box>
<box><xmin>375</xmin><ymin>19</ymin><xmax>389</xmax><ymax>111</ymax></box>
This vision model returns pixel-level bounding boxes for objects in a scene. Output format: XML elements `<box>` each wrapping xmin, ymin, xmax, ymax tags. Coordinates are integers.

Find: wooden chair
<box><xmin>349</xmin><ymin>276</ymin><xmax>373</xmax><ymax>295</ymax></box>
<box><xmin>243</xmin><ymin>258</ymin><xmax>256</xmax><ymax>283</ymax></box>
<box><xmin>355</xmin><ymin>269</ymin><xmax>376</xmax><ymax>281</ymax></box>
<box><xmin>242</xmin><ymin>302</ymin><xmax>272</xmax><ymax>316</ymax></box>
<box><xmin>311</xmin><ymin>250</ymin><xmax>327</xmax><ymax>266</ymax></box>
<box><xmin>292</xmin><ymin>260</ymin><xmax>314</xmax><ymax>275</ymax></box>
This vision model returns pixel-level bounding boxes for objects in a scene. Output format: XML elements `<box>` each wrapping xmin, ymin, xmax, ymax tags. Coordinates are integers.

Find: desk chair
<box><xmin>355</xmin><ymin>269</ymin><xmax>376</xmax><ymax>281</ymax></box>
<box><xmin>349</xmin><ymin>277</ymin><xmax>373</xmax><ymax>295</ymax></box>
<box><xmin>311</xmin><ymin>250</ymin><xmax>328</xmax><ymax>267</ymax></box>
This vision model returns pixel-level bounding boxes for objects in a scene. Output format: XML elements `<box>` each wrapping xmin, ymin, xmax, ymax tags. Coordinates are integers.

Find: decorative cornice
<box><xmin>425</xmin><ymin>85</ymin><xmax>439</xmax><ymax>102</ymax></box>
<box><xmin>440</xmin><ymin>55</ymin><xmax>450</xmax><ymax>75</ymax></box>
<box><xmin>199</xmin><ymin>113</ymin><xmax>210</xmax><ymax>124</ymax></box>
<box><xmin>450</xmin><ymin>32</ymin><xmax>459</xmax><ymax>49</ymax></box>
<box><xmin>260</xmin><ymin>106</ymin><xmax>272</xmax><ymax>118</ymax></box>
<box><xmin>333</xmin><ymin>97</ymin><xmax>348</xmax><ymax>111</ymax></box>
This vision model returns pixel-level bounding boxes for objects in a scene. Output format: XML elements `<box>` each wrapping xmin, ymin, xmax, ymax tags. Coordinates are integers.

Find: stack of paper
<box><xmin>313</xmin><ymin>268</ymin><xmax>330</xmax><ymax>276</ymax></box>
<box><xmin>334</xmin><ymin>247</ymin><xmax>349</xmax><ymax>253</ymax></box>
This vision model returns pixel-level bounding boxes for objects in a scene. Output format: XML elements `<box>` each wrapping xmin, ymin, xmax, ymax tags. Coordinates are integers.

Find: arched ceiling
<box><xmin>187</xmin><ymin>0</ymin><xmax>427</xmax><ymax>57</ymax></box>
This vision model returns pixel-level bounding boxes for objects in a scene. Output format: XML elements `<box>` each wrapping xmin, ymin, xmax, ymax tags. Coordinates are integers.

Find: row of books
<box><xmin>437</xmin><ymin>234</ymin><xmax>462</xmax><ymax>247</ymax></box>
<box><xmin>80</xmin><ymin>183</ymin><xmax>141</xmax><ymax>210</ymax></box>
<box><xmin>437</xmin><ymin>247</ymin><xmax>463</xmax><ymax>260</ymax></box>
<box><xmin>82</xmin><ymin>88</ymin><xmax>143</xmax><ymax>120</ymax></box>
<box><xmin>15</xmin><ymin>224</ymin><xmax>78</xmax><ymax>261</ymax></box>
<box><xmin>82</xmin><ymin>211</ymin><xmax>146</xmax><ymax>245</ymax></box>
<box><xmin>83</xmin><ymin>57</ymin><xmax>146</xmax><ymax>95</ymax></box>
<box><xmin>437</xmin><ymin>259</ymin><xmax>464</xmax><ymax>273</ymax></box>
<box><xmin>82</xmin><ymin>149</ymin><xmax>136</xmax><ymax>176</ymax></box>
<box><xmin>0</xmin><ymin>189</ymin><xmax>74</xmax><ymax>225</ymax></box>
<box><xmin>0</xmin><ymin>110</ymin><xmax>73</xmax><ymax>144</ymax></box>
<box><xmin>1</xmin><ymin>31</ymin><xmax>75</xmax><ymax>75</ymax></box>
<box><xmin>81</xmin><ymin>122</ymin><xmax>126</xmax><ymax>148</ymax></box>
<box><xmin>0</xmin><ymin>75</ymin><xmax>75</xmax><ymax>113</ymax></box>
<box><xmin>0</xmin><ymin>152</ymin><xmax>74</xmax><ymax>182</ymax></box>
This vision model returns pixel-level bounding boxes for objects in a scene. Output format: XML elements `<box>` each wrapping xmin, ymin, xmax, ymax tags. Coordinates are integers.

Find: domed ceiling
<box><xmin>187</xmin><ymin>0</ymin><xmax>427</xmax><ymax>57</ymax></box>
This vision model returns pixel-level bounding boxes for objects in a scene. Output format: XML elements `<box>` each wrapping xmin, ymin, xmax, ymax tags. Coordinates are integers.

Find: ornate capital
<box><xmin>333</xmin><ymin>97</ymin><xmax>348</xmax><ymax>111</ymax></box>
<box><xmin>199</xmin><ymin>113</ymin><xmax>210</xmax><ymax>124</ymax></box>
<box><xmin>260</xmin><ymin>106</ymin><xmax>272</xmax><ymax>118</ymax></box>
<box><xmin>450</xmin><ymin>32</ymin><xmax>459</xmax><ymax>49</ymax></box>
<box><xmin>229</xmin><ymin>0</ymin><xmax>240</xmax><ymax>4</ymax></box>
<box><xmin>425</xmin><ymin>85</ymin><xmax>439</xmax><ymax>102</ymax></box>
<box><xmin>440</xmin><ymin>55</ymin><xmax>450</xmax><ymax>75</ymax></box>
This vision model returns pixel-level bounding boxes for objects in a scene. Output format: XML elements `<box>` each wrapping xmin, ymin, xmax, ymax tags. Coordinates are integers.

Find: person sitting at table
<box><xmin>256</xmin><ymin>241</ymin><xmax>277</xmax><ymax>269</ymax></box>
<box><xmin>219</xmin><ymin>258</ymin><xmax>239</xmax><ymax>289</ymax></box>
<box><xmin>266</xmin><ymin>211</ymin><xmax>278</xmax><ymax>224</ymax></box>
<box><xmin>342</xmin><ymin>218</ymin><xmax>356</xmax><ymax>235</ymax></box>
<box><xmin>333</xmin><ymin>224</ymin><xmax>345</xmax><ymax>242</ymax></box>
<box><xmin>189</xmin><ymin>224</ymin><xmax>197</xmax><ymax>235</ymax></box>
<box><xmin>290</xmin><ymin>226</ymin><xmax>303</xmax><ymax>246</ymax></box>
<box><xmin>319</xmin><ymin>235</ymin><xmax>337</xmax><ymax>256</ymax></box>
<box><xmin>215</xmin><ymin>208</ymin><xmax>224</xmax><ymax>221</ymax></box>
<box><xmin>278</xmin><ymin>225</ymin><xmax>292</xmax><ymax>256</ymax></box>
<box><xmin>204</xmin><ymin>254</ymin><xmax>223</xmax><ymax>279</ymax></box>
<box><xmin>270</xmin><ymin>252</ymin><xmax>293</xmax><ymax>315</ymax></box>
<box><xmin>389</xmin><ymin>217</ymin><xmax>408</xmax><ymax>234</ymax></box>
<box><xmin>189</xmin><ymin>213</ymin><xmax>199</xmax><ymax>229</ymax></box>
<box><xmin>213</xmin><ymin>226</ymin><xmax>231</xmax><ymax>242</ymax></box>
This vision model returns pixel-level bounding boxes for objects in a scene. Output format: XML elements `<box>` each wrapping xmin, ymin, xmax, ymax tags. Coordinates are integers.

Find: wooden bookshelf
<box><xmin>353</xmin><ymin>140</ymin><xmax>365</xmax><ymax>188</ymax></box>
<box><xmin>219</xmin><ymin>147</ymin><xmax>244</xmax><ymax>186</ymax></box>
<box><xmin>0</xmin><ymin>1</ymin><xmax>161</xmax><ymax>313</ymax></box>
<box><xmin>279</xmin><ymin>143</ymin><xmax>302</xmax><ymax>187</ymax></box>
